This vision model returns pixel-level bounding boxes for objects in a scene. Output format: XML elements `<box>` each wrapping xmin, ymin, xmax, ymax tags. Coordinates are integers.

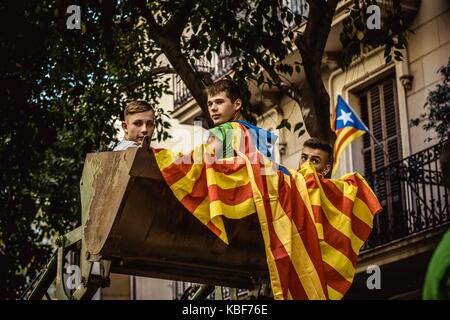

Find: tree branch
<box><xmin>251</xmin><ymin>52</ymin><xmax>302</xmax><ymax>104</ymax></box>
<box><xmin>103</xmin><ymin>67</ymin><xmax>178</xmax><ymax>105</ymax></box>
<box><xmin>99</xmin><ymin>0</ymin><xmax>118</xmax><ymax>58</ymax></box>
<box><xmin>142</xmin><ymin>7</ymin><xmax>164</xmax><ymax>40</ymax></box>
<box><xmin>164</xmin><ymin>0</ymin><xmax>196</xmax><ymax>38</ymax></box>
<box><xmin>140</xmin><ymin>1</ymin><xmax>211</xmax><ymax>126</ymax></box>
<box><xmin>205</xmin><ymin>19</ymin><xmax>304</xmax><ymax>109</ymax></box>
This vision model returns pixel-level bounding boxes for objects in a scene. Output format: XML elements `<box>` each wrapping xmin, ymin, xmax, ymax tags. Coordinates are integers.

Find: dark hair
<box><xmin>205</xmin><ymin>79</ymin><xmax>242</xmax><ymax>102</ymax></box>
<box><xmin>440</xmin><ymin>140</ymin><xmax>450</xmax><ymax>189</ymax></box>
<box><xmin>303</xmin><ymin>137</ymin><xmax>333</xmax><ymax>163</ymax></box>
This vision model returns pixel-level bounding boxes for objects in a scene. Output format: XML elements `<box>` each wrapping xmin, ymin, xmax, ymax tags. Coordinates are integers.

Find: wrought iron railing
<box><xmin>172</xmin><ymin>53</ymin><xmax>236</xmax><ymax>110</ymax></box>
<box><xmin>362</xmin><ymin>140</ymin><xmax>450</xmax><ymax>251</ymax></box>
<box><xmin>172</xmin><ymin>0</ymin><xmax>309</xmax><ymax>111</ymax></box>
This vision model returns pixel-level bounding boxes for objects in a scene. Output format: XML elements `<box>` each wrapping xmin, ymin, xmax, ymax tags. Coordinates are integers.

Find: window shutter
<box><xmin>359</xmin><ymin>77</ymin><xmax>405</xmax><ymax>245</ymax></box>
<box><xmin>360</xmin><ymin>78</ymin><xmax>401</xmax><ymax>175</ymax></box>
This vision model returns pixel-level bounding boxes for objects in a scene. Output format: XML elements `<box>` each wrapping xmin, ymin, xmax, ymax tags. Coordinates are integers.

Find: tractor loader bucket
<box><xmin>80</xmin><ymin>138</ymin><xmax>268</xmax><ymax>290</ymax></box>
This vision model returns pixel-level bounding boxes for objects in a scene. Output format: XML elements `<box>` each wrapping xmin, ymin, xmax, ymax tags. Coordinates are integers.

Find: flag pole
<box><xmin>365</xmin><ymin>130</ymin><xmax>395</xmax><ymax>164</ymax></box>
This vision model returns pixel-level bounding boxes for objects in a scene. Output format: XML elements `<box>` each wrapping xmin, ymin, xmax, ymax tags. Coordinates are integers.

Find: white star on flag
<box><xmin>337</xmin><ymin>110</ymin><xmax>354</xmax><ymax>126</ymax></box>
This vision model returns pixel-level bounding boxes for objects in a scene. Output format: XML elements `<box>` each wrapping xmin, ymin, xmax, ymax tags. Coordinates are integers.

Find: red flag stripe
<box><xmin>180</xmin><ymin>166</ymin><xmax>208</xmax><ymax>212</ymax></box>
<box><xmin>323</xmin><ymin>262</ymin><xmax>353</xmax><ymax>295</ymax></box>
<box><xmin>312</xmin><ymin>205</ymin><xmax>357</xmax><ymax>267</ymax></box>
<box><xmin>277</xmin><ymin>172</ymin><xmax>329</xmax><ymax>296</ymax></box>
<box><xmin>334</xmin><ymin>127</ymin><xmax>358</xmax><ymax>157</ymax></box>
<box><xmin>320</xmin><ymin>180</ymin><xmax>355</xmax><ymax>216</ymax></box>
<box><xmin>161</xmin><ymin>153</ymin><xmax>195</xmax><ymax>186</ymax></box>
<box><xmin>333</xmin><ymin>127</ymin><xmax>359</xmax><ymax>166</ymax></box>
<box><xmin>347</xmin><ymin>176</ymin><xmax>383</xmax><ymax>215</ymax></box>
<box><xmin>206</xmin><ymin>221</ymin><xmax>223</xmax><ymax>237</ymax></box>
<box><xmin>249</xmin><ymin>153</ymin><xmax>266</xmax><ymax>193</ymax></box>
<box><xmin>207</xmin><ymin>182</ymin><xmax>253</xmax><ymax>205</ymax></box>
<box><xmin>311</xmin><ymin>178</ymin><xmax>373</xmax><ymax>242</ymax></box>
<box><xmin>260</xmin><ymin>171</ymin><xmax>309</xmax><ymax>300</ymax></box>
<box><xmin>205</xmin><ymin>161</ymin><xmax>247</xmax><ymax>175</ymax></box>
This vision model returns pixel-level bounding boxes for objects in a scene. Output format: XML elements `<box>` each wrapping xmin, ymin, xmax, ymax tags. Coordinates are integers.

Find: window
<box><xmin>360</xmin><ymin>77</ymin><xmax>402</xmax><ymax>175</ymax></box>
<box><xmin>359</xmin><ymin>77</ymin><xmax>407</xmax><ymax>243</ymax></box>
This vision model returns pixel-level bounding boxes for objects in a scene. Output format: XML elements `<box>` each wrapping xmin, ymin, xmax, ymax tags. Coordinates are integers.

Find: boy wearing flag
<box><xmin>204</xmin><ymin>79</ymin><xmax>244</xmax><ymax>155</ymax></box>
<box><xmin>205</xmin><ymin>79</ymin><xmax>278</xmax><ymax>161</ymax></box>
<box><xmin>206</xmin><ymin>79</ymin><xmax>243</xmax><ymax>126</ymax></box>
<box><xmin>153</xmin><ymin>81</ymin><xmax>382</xmax><ymax>300</ymax></box>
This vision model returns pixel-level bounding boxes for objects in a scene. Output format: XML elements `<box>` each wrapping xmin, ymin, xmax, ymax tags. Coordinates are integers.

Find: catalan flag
<box><xmin>153</xmin><ymin>121</ymin><xmax>381</xmax><ymax>299</ymax></box>
<box><xmin>299</xmin><ymin>163</ymin><xmax>382</xmax><ymax>299</ymax></box>
<box><xmin>331</xmin><ymin>95</ymin><xmax>369</xmax><ymax>177</ymax></box>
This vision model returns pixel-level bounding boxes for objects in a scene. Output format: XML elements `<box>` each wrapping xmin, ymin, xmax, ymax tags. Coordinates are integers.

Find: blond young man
<box><xmin>114</xmin><ymin>100</ymin><xmax>156</xmax><ymax>151</ymax></box>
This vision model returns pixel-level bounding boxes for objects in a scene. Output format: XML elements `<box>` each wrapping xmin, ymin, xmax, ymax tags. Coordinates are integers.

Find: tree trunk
<box><xmin>156</xmin><ymin>35</ymin><xmax>211</xmax><ymax>126</ymax></box>
<box><xmin>143</xmin><ymin>0</ymin><xmax>213</xmax><ymax>127</ymax></box>
<box><xmin>295</xmin><ymin>0</ymin><xmax>339</xmax><ymax>145</ymax></box>
<box><xmin>298</xmin><ymin>78</ymin><xmax>334</xmax><ymax>144</ymax></box>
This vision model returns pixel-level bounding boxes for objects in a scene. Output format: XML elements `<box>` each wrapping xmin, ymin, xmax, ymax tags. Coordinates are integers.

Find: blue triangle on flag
<box><xmin>335</xmin><ymin>95</ymin><xmax>368</xmax><ymax>131</ymax></box>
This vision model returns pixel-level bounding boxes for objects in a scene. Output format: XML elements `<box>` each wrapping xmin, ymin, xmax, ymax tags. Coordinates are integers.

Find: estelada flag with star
<box><xmin>331</xmin><ymin>95</ymin><xmax>369</xmax><ymax>176</ymax></box>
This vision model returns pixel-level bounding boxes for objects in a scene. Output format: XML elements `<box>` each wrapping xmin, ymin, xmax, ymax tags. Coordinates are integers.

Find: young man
<box><xmin>299</xmin><ymin>137</ymin><xmax>333</xmax><ymax>177</ymax></box>
<box><xmin>206</xmin><ymin>79</ymin><xmax>290</xmax><ymax>163</ymax></box>
<box><xmin>205</xmin><ymin>79</ymin><xmax>243</xmax><ymax>156</ymax></box>
<box><xmin>205</xmin><ymin>79</ymin><xmax>277</xmax><ymax>161</ymax></box>
<box><xmin>114</xmin><ymin>100</ymin><xmax>156</xmax><ymax>151</ymax></box>
<box><xmin>206</xmin><ymin>79</ymin><xmax>243</xmax><ymax>126</ymax></box>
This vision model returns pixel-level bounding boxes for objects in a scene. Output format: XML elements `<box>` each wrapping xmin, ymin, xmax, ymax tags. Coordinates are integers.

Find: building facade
<box><xmin>169</xmin><ymin>0</ymin><xmax>450</xmax><ymax>299</ymax></box>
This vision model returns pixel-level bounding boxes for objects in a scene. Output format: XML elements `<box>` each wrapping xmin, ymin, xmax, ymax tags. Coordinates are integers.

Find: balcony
<box><xmin>172</xmin><ymin>54</ymin><xmax>236</xmax><ymax>112</ymax></box>
<box><xmin>345</xmin><ymin>140</ymin><xmax>448</xmax><ymax>299</ymax></box>
<box><xmin>362</xmin><ymin>139</ymin><xmax>450</xmax><ymax>251</ymax></box>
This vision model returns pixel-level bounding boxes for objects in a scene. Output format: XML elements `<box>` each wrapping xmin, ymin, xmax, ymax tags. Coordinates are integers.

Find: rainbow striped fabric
<box><xmin>331</xmin><ymin>95</ymin><xmax>369</xmax><ymax>176</ymax></box>
<box><xmin>153</xmin><ymin>121</ymin><xmax>381</xmax><ymax>299</ymax></box>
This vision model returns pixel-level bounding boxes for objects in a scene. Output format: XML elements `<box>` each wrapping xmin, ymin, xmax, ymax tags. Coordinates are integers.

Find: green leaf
<box><xmin>294</xmin><ymin>122</ymin><xmax>304</xmax><ymax>132</ymax></box>
<box><xmin>276</xmin><ymin>119</ymin><xmax>291</xmax><ymax>131</ymax></box>
<box><xmin>298</xmin><ymin>129</ymin><xmax>306</xmax><ymax>137</ymax></box>
<box><xmin>286</xmin><ymin>11</ymin><xmax>293</xmax><ymax>23</ymax></box>
<box><xmin>294</xmin><ymin>14</ymin><xmax>302</xmax><ymax>26</ymax></box>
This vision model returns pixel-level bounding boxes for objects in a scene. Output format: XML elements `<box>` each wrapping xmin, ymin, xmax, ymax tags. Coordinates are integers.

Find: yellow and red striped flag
<box><xmin>331</xmin><ymin>95</ymin><xmax>369</xmax><ymax>176</ymax></box>
<box><xmin>153</xmin><ymin>121</ymin><xmax>381</xmax><ymax>299</ymax></box>
<box><xmin>299</xmin><ymin>163</ymin><xmax>382</xmax><ymax>299</ymax></box>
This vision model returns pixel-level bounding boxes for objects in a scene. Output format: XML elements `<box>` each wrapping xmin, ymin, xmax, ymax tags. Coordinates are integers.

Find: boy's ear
<box><xmin>234</xmin><ymin>98</ymin><xmax>242</xmax><ymax>111</ymax></box>
<box><xmin>323</xmin><ymin>163</ymin><xmax>331</xmax><ymax>177</ymax></box>
<box><xmin>121</xmin><ymin>121</ymin><xmax>128</xmax><ymax>136</ymax></box>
